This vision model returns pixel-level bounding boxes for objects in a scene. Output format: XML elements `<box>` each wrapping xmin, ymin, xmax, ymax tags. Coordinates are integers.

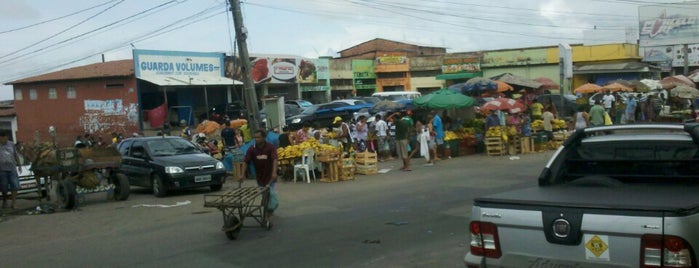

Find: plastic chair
<box><xmin>294</xmin><ymin>148</ymin><xmax>316</xmax><ymax>183</ymax></box>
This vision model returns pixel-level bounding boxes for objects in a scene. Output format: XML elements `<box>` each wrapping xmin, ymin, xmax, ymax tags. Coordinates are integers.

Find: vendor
<box><xmin>332</xmin><ymin>116</ymin><xmax>352</xmax><ymax>153</ymax></box>
<box><xmin>485</xmin><ymin>111</ymin><xmax>500</xmax><ymax>130</ymax></box>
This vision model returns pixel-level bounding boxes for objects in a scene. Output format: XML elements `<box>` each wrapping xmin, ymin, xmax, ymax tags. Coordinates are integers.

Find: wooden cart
<box><xmin>203</xmin><ymin>186</ymin><xmax>270</xmax><ymax>240</ymax></box>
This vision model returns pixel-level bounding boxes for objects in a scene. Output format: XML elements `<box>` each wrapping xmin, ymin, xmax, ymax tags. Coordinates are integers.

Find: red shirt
<box><xmin>244</xmin><ymin>141</ymin><xmax>278</xmax><ymax>185</ymax></box>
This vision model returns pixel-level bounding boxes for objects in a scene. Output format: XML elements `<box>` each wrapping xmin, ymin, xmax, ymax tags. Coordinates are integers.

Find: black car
<box><xmin>286</xmin><ymin>102</ymin><xmax>352</xmax><ymax>129</ymax></box>
<box><xmin>117</xmin><ymin>136</ymin><xmax>227</xmax><ymax>197</ymax></box>
<box><xmin>537</xmin><ymin>94</ymin><xmax>578</xmax><ymax>118</ymax></box>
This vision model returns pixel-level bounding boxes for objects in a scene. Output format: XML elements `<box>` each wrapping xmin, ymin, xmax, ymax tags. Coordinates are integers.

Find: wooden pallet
<box><xmin>485</xmin><ymin>137</ymin><xmax>505</xmax><ymax>156</ymax></box>
<box><xmin>520</xmin><ymin>137</ymin><xmax>534</xmax><ymax>154</ymax></box>
<box><xmin>355</xmin><ymin>151</ymin><xmax>378</xmax><ymax>165</ymax></box>
<box><xmin>339</xmin><ymin>156</ymin><xmax>356</xmax><ymax>181</ymax></box>
<box><xmin>355</xmin><ymin>163</ymin><xmax>378</xmax><ymax>175</ymax></box>
<box><xmin>508</xmin><ymin>136</ymin><xmax>522</xmax><ymax>155</ymax></box>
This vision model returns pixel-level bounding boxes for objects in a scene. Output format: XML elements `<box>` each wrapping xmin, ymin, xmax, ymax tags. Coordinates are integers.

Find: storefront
<box><xmin>375</xmin><ymin>54</ymin><xmax>411</xmax><ymax>92</ymax></box>
<box><xmin>133</xmin><ymin>49</ymin><xmax>242</xmax><ymax>130</ymax></box>
<box><xmin>352</xmin><ymin>59</ymin><xmax>377</xmax><ymax>97</ymax></box>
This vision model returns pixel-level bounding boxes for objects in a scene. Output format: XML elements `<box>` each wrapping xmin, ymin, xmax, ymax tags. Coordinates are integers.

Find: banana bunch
<box><xmin>531</xmin><ymin>120</ymin><xmax>544</xmax><ymax>130</ymax></box>
<box><xmin>277</xmin><ymin>138</ymin><xmax>341</xmax><ymax>159</ymax></box>
<box><xmin>445</xmin><ymin>131</ymin><xmax>460</xmax><ymax>141</ymax></box>
<box><xmin>458</xmin><ymin>127</ymin><xmax>476</xmax><ymax>136</ymax></box>
<box><xmin>485</xmin><ymin>126</ymin><xmax>504</xmax><ymax>137</ymax></box>
<box><xmin>552</xmin><ymin>119</ymin><xmax>567</xmax><ymax>129</ymax></box>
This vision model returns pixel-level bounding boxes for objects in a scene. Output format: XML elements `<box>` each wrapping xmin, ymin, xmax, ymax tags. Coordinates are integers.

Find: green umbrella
<box><xmin>413</xmin><ymin>88</ymin><xmax>476</xmax><ymax>109</ymax></box>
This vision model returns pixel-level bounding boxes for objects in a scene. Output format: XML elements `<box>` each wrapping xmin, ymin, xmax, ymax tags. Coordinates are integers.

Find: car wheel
<box><xmin>152</xmin><ymin>174</ymin><xmax>168</xmax><ymax>198</ymax></box>
<box><xmin>224</xmin><ymin>215</ymin><xmax>242</xmax><ymax>240</ymax></box>
<box><xmin>112</xmin><ymin>173</ymin><xmax>130</xmax><ymax>201</ymax></box>
<box><xmin>210</xmin><ymin>183</ymin><xmax>223</xmax><ymax>191</ymax></box>
<box><xmin>56</xmin><ymin>179</ymin><xmax>77</xmax><ymax>209</ymax></box>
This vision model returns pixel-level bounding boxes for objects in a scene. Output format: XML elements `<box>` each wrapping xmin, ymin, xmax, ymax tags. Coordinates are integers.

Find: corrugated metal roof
<box><xmin>6</xmin><ymin>59</ymin><xmax>134</xmax><ymax>85</ymax></box>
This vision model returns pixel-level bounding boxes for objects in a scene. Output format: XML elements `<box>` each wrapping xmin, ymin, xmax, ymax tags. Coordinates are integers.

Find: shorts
<box><xmin>377</xmin><ymin>136</ymin><xmax>388</xmax><ymax>152</ymax></box>
<box><xmin>0</xmin><ymin>169</ymin><xmax>19</xmax><ymax>192</ymax></box>
<box><xmin>435</xmin><ymin>137</ymin><xmax>444</xmax><ymax>146</ymax></box>
<box><xmin>395</xmin><ymin>139</ymin><xmax>409</xmax><ymax>159</ymax></box>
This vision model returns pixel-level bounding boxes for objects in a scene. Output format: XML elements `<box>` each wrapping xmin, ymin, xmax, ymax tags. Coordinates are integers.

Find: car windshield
<box><xmin>297</xmin><ymin>100</ymin><xmax>313</xmax><ymax>107</ymax></box>
<box><xmin>301</xmin><ymin>105</ymin><xmax>319</xmax><ymax>115</ymax></box>
<box><xmin>147</xmin><ymin>138</ymin><xmax>200</xmax><ymax>156</ymax></box>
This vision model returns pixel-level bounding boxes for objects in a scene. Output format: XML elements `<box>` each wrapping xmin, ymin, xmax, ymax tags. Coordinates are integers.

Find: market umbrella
<box><xmin>573</xmin><ymin>83</ymin><xmax>602</xmax><ymax>94</ymax></box>
<box><xmin>605</xmin><ymin>79</ymin><xmax>632</xmax><ymax>87</ymax></box>
<box><xmin>639</xmin><ymin>79</ymin><xmax>662</xmax><ymax>91</ymax></box>
<box><xmin>496</xmin><ymin>81</ymin><xmax>513</xmax><ymax>92</ymax></box>
<box><xmin>490</xmin><ymin>73</ymin><xmax>543</xmax><ymax>89</ymax></box>
<box><xmin>370</xmin><ymin>100</ymin><xmax>405</xmax><ymax>113</ymax></box>
<box><xmin>628</xmin><ymin>80</ymin><xmax>651</xmax><ymax>93</ymax></box>
<box><xmin>454</xmin><ymin>77</ymin><xmax>498</xmax><ymax>94</ymax></box>
<box><xmin>670</xmin><ymin>85</ymin><xmax>699</xmax><ymax>99</ymax></box>
<box><xmin>661</xmin><ymin>75</ymin><xmax>696</xmax><ymax>90</ymax></box>
<box><xmin>601</xmin><ymin>82</ymin><xmax>633</xmax><ymax>92</ymax></box>
<box><xmin>534</xmin><ymin>77</ymin><xmax>559</xmax><ymax>90</ymax></box>
<box><xmin>480</xmin><ymin>97</ymin><xmax>526</xmax><ymax>114</ymax></box>
<box><xmin>413</xmin><ymin>88</ymin><xmax>476</xmax><ymax>109</ymax></box>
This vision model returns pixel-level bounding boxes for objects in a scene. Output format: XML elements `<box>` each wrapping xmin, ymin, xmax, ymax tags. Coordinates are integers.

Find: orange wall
<box><xmin>13</xmin><ymin>77</ymin><xmax>140</xmax><ymax>146</ymax></box>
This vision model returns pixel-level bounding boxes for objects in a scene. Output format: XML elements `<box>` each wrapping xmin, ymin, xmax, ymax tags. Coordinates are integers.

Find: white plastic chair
<box><xmin>294</xmin><ymin>148</ymin><xmax>316</xmax><ymax>183</ymax></box>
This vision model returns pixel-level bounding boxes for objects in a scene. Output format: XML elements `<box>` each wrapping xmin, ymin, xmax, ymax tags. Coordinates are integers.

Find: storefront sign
<box><xmin>376</xmin><ymin>56</ymin><xmax>406</xmax><ymax>65</ymax></box>
<box><xmin>639</xmin><ymin>5</ymin><xmax>699</xmax><ymax>46</ymax></box>
<box><xmin>133</xmin><ymin>50</ymin><xmax>224</xmax><ymax>79</ymax></box>
<box><xmin>441</xmin><ymin>57</ymin><xmax>480</xmax><ymax>73</ymax></box>
<box><xmin>300</xmin><ymin>85</ymin><xmax>330</xmax><ymax>92</ymax></box>
<box><xmin>352</xmin><ymin>60</ymin><xmax>377</xmax><ymax>79</ymax></box>
<box><xmin>482</xmin><ymin>48</ymin><xmax>548</xmax><ymax>67</ymax></box>
<box><xmin>297</xmin><ymin>58</ymin><xmax>330</xmax><ymax>84</ymax></box>
<box><xmin>354</xmin><ymin>79</ymin><xmax>376</xmax><ymax>90</ymax></box>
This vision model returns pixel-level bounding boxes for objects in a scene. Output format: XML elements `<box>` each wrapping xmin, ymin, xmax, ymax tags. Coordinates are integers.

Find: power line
<box><xmin>0</xmin><ymin>0</ymin><xmax>125</xmax><ymax>60</ymax></box>
<box><xmin>0</xmin><ymin>0</ymin><xmax>121</xmax><ymax>35</ymax></box>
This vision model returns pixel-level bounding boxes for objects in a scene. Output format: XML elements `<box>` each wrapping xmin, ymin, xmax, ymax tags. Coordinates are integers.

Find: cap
<box><xmin>333</xmin><ymin>116</ymin><xmax>342</xmax><ymax>124</ymax></box>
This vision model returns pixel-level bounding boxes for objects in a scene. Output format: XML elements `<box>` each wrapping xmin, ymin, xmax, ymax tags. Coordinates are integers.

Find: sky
<box><xmin>0</xmin><ymin>0</ymin><xmax>695</xmax><ymax>100</ymax></box>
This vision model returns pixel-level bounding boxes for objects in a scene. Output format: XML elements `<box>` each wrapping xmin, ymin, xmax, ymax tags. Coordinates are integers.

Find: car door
<box><xmin>117</xmin><ymin>140</ymin><xmax>138</xmax><ymax>185</ymax></box>
<box><xmin>128</xmin><ymin>140</ymin><xmax>153</xmax><ymax>187</ymax></box>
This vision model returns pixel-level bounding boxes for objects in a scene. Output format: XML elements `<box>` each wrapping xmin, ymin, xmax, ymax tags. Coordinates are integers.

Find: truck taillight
<box><xmin>469</xmin><ymin>221</ymin><xmax>502</xmax><ymax>258</ymax></box>
<box><xmin>641</xmin><ymin>234</ymin><xmax>695</xmax><ymax>268</ymax></box>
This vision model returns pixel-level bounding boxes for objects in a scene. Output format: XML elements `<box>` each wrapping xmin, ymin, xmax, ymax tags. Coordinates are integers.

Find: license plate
<box><xmin>195</xmin><ymin>175</ymin><xmax>212</xmax><ymax>182</ymax></box>
<box><xmin>21</xmin><ymin>182</ymin><xmax>37</xmax><ymax>189</ymax></box>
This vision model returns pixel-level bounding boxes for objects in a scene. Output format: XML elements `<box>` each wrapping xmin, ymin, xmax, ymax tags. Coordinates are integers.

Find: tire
<box><xmin>224</xmin><ymin>215</ymin><xmax>242</xmax><ymax>240</ymax></box>
<box><xmin>210</xmin><ymin>183</ymin><xmax>223</xmax><ymax>192</ymax></box>
<box><xmin>112</xmin><ymin>173</ymin><xmax>130</xmax><ymax>201</ymax></box>
<box><xmin>55</xmin><ymin>180</ymin><xmax>77</xmax><ymax>209</ymax></box>
<box><xmin>152</xmin><ymin>174</ymin><xmax>168</xmax><ymax>198</ymax></box>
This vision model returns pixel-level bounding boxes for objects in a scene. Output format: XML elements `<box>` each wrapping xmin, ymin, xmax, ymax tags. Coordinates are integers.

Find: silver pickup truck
<box><xmin>464</xmin><ymin>124</ymin><xmax>699</xmax><ymax>268</ymax></box>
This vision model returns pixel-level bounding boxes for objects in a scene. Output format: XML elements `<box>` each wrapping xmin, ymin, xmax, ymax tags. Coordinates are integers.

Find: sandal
<box><xmin>265</xmin><ymin>221</ymin><xmax>273</xmax><ymax>230</ymax></box>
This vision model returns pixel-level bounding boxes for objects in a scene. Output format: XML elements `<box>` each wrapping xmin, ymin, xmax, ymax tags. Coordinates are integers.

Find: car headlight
<box><xmin>165</xmin><ymin>166</ymin><xmax>184</xmax><ymax>174</ymax></box>
<box><xmin>291</xmin><ymin>118</ymin><xmax>301</xmax><ymax>124</ymax></box>
<box><xmin>216</xmin><ymin>161</ymin><xmax>224</xmax><ymax>169</ymax></box>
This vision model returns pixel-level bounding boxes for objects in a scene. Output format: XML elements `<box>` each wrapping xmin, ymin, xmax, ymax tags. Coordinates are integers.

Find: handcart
<box><xmin>203</xmin><ymin>186</ymin><xmax>270</xmax><ymax>240</ymax></box>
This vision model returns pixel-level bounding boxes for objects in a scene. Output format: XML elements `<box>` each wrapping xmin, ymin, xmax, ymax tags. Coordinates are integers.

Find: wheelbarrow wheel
<box><xmin>224</xmin><ymin>215</ymin><xmax>242</xmax><ymax>240</ymax></box>
<box><xmin>112</xmin><ymin>173</ymin><xmax>130</xmax><ymax>201</ymax></box>
<box><xmin>56</xmin><ymin>180</ymin><xmax>77</xmax><ymax>209</ymax></box>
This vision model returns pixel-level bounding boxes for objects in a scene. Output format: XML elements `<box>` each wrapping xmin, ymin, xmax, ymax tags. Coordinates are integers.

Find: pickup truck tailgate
<box><xmin>467</xmin><ymin>184</ymin><xmax>699</xmax><ymax>267</ymax></box>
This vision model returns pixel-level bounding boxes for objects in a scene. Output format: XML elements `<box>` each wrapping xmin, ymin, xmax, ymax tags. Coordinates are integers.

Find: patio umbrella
<box><xmin>573</xmin><ymin>83</ymin><xmax>602</xmax><ymax>94</ymax></box>
<box><xmin>661</xmin><ymin>75</ymin><xmax>696</xmax><ymax>90</ymax></box>
<box><xmin>413</xmin><ymin>88</ymin><xmax>476</xmax><ymax>109</ymax></box>
<box><xmin>534</xmin><ymin>77</ymin><xmax>559</xmax><ymax>90</ymax></box>
<box><xmin>628</xmin><ymin>80</ymin><xmax>651</xmax><ymax>93</ymax></box>
<box><xmin>491</xmin><ymin>73</ymin><xmax>543</xmax><ymax>89</ymax></box>
<box><xmin>601</xmin><ymin>82</ymin><xmax>633</xmax><ymax>92</ymax></box>
<box><xmin>605</xmin><ymin>79</ymin><xmax>632</xmax><ymax>87</ymax></box>
<box><xmin>453</xmin><ymin>77</ymin><xmax>498</xmax><ymax>94</ymax></box>
<box><xmin>370</xmin><ymin>100</ymin><xmax>405</xmax><ymax>113</ymax></box>
<box><xmin>480</xmin><ymin>97</ymin><xmax>526</xmax><ymax>114</ymax></box>
<box><xmin>496</xmin><ymin>81</ymin><xmax>513</xmax><ymax>92</ymax></box>
<box><xmin>639</xmin><ymin>79</ymin><xmax>662</xmax><ymax>91</ymax></box>
<box><xmin>670</xmin><ymin>85</ymin><xmax>699</xmax><ymax>99</ymax></box>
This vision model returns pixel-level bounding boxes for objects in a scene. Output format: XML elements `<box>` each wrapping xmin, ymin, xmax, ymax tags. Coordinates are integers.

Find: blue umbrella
<box><xmin>449</xmin><ymin>77</ymin><xmax>497</xmax><ymax>95</ymax></box>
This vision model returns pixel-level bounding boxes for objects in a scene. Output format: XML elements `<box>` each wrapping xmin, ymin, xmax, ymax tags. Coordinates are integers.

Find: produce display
<box><xmin>531</xmin><ymin>119</ymin><xmax>567</xmax><ymax>130</ymax></box>
<box><xmin>277</xmin><ymin>138</ymin><xmax>340</xmax><ymax>159</ymax></box>
<box><xmin>445</xmin><ymin>127</ymin><xmax>477</xmax><ymax>141</ymax></box>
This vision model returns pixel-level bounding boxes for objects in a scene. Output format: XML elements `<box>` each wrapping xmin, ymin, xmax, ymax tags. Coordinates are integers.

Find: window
<box><xmin>67</xmin><ymin>87</ymin><xmax>76</xmax><ymax>99</ymax></box>
<box><xmin>14</xmin><ymin>89</ymin><xmax>22</xmax><ymax>100</ymax></box>
<box><xmin>48</xmin><ymin>88</ymin><xmax>57</xmax><ymax>99</ymax></box>
<box><xmin>29</xmin><ymin>89</ymin><xmax>37</xmax><ymax>100</ymax></box>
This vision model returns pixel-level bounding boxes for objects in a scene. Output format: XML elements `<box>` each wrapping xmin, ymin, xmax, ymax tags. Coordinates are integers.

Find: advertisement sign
<box><xmin>299</xmin><ymin>58</ymin><xmax>330</xmax><ymax>91</ymax></box>
<box><xmin>482</xmin><ymin>48</ymin><xmax>548</xmax><ymax>67</ymax></box>
<box><xmin>639</xmin><ymin>5</ymin><xmax>699</xmax><ymax>46</ymax></box>
<box><xmin>249</xmin><ymin>57</ymin><xmax>299</xmax><ymax>84</ymax></box>
<box><xmin>642</xmin><ymin>44</ymin><xmax>699</xmax><ymax>66</ymax></box>
<box><xmin>352</xmin><ymin>60</ymin><xmax>376</xmax><ymax>90</ymax></box>
<box><xmin>376</xmin><ymin>56</ymin><xmax>406</xmax><ymax>65</ymax></box>
<box><xmin>441</xmin><ymin>57</ymin><xmax>480</xmax><ymax>74</ymax></box>
<box><xmin>133</xmin><ymin>50</ymin><xmax>224</xmax><ymax>79</ymax></box>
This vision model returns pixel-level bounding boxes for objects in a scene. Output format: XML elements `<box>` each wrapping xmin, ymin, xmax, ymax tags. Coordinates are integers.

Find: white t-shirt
<box><xmin>375</xmin><ymin>119</ymin><xmax>388</xmax><ymax>137</ymax></box>
<box><xmin>602</xmin><ymin>94</ymin><xmax>616</xmax><ymax>109</ymax></box>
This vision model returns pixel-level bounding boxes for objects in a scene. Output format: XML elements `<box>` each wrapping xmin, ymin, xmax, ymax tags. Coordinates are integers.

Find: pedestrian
<box><xmin>602</xmin><ymin>90</ymin><xmax>616</xmax><ymax>113</ymax></box>
<box><xmin>432</xmin><ymin>111</ymin><xmax>445</xmax><ymax>159</ymax></box>
<box><xmin>387</xmin><ymin>116</ymin><xmax>396</xmax><ymax>160</ymax></box>
<box><xmin>542</xmin><ymin>106</ymin><xmax>555</xmax><ymax>141</ymax></box>
<box><xmin>589</xmin><ymin>100</ymin><xmax>606</xmax><ymax>127</ymax></box>
<box><xmin>485</xmin><ymin>110</ymin><xmax>500</xmax><ymax>131</ymax></box>
<box><xmin>388</xmin><ymin>112</ymin><xmax>411</xmax><ymax>171</ymax></box>
<box><xmin>239</xmin><ymin>130</ymin><xmax>278</xmax><ymax>229</ymax></box>
<box><xmin>0</xmin><ymin>131</ymin><xmax>22</xmax><ymax>209</ymax></box>
<box><xmin>374</xmin><ymin>115</ymin><xmax>389</xmax><ymax>161</ymax></box>
<box><xmin>295</xmin><ymin>121</ymin><xmax>312</xmax><ymax>144</ymax></box>
<box><xmin>220</xmin><ymin>122</ymin><xmax>236</xmax><ymax>148</ymax></box>
<box><xmin>354</xmin><ymin>116</ymin><xmax>368</xmax><ymax>152</ymax></box>
<box><xmin>530</xmin><ymin>99</ymin><xmax>544</xmax><ymax>120</ymax></box>
<box><xmin>625</xmin><ymin>95</ymin><xmax>637</xmax><ymax>124</ymax></box>
<box><xmin>332</xmin><ymin>116</ymin><xmax>352</xmax><ymax>153</ymax></box>
<box><xmin>277</xmin><ymin>126</ymin><xmax>292</xmax><ymax>149</ymax></box>
<box><xmin>573</xmin><ymin>106</ymin><xmax>590</xmax><ymax>131</ymax></box>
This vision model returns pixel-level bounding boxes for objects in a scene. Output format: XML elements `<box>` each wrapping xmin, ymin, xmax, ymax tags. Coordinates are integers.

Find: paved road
<box><xmin>0</xmin><ymin>151</ymin><xmax>555</xmax><ymax>267</ymax></box>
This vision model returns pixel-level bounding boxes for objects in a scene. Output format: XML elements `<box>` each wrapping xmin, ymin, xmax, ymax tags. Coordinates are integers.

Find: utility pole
<box><xmin>229</xmin><ymin>0</ymin><xmax>260</xmax><ymax>133</ymax></box>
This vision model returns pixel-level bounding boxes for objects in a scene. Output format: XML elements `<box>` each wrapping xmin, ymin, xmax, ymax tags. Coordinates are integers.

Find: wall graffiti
<box><xmin>80</xmin><ymin>99</ymin><xmax>139</xmax><ymax>134</ymax></box>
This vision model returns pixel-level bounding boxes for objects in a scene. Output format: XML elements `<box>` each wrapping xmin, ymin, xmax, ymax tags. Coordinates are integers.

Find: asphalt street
<box><xmin>0</xmin><ymin>151</ymin><xmax>555</xmax><ymax>268</ymax></box>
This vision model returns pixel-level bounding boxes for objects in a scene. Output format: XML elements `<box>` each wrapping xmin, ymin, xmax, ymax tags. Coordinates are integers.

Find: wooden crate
<box><xmin>508</xmin><ymin>136</ymin><xmax>521</xmax><ymax>155</ymax></box>
<box><xmin>339</xmin><ymin>156</ymin><xmax>356</xmax><ymax>181</ymax></box>
<box><xmin>355</xmin><ymin>151</ymin><xmax>378</xmax><ymax>165</ymax></box>
<box><xmin>355</xmin><ymin>163</ymin><xmax>377</xmax><ymax>175</ymax></box>
<box><xmin>520</xmin><ymin>137</ymin><xmax>534</xmax><ymax>154</ymax></box>
<box><xmin>485</xmin><ymin>137</ymin><xmax>505</xmax><ymax>156</ymax></box>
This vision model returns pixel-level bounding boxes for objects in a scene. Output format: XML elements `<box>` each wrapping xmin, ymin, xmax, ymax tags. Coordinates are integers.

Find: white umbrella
<box><xmin>639</xmin><ymin>79</ymin><xmax>662</xmax><ymax>90</ymax></box>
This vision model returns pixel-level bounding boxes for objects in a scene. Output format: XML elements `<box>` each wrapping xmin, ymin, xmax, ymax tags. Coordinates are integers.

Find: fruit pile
<box><xmin>485</xmin><ymin>126</ymin><xmax>518</xmax><ymax>138</ymax></box>
<box><xmin>277</xmin><ymin>138</ymin><xmax>340</xmax><ymax>159</ymax></box>
<box><xmin>531</xmin><ymin>119</ymin><xmax>567</xmax><ymax>130</ymax></box>
<box><xmin>444</xmin><ymin>127</ymin><xmax>477</xmax><ymax>141</ymax></box>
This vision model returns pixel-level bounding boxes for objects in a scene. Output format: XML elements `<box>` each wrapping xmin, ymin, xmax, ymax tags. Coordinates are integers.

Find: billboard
<box><xmin>642</xmin><ymin>44</ymin><xmax>699</xmax><ymax>66</ymax></box>
<box><xmin>639</xmin><ymin>5</ymin><xmax>699</xmax><ymax>46</ymax></box>
<box><xmin>133</xmin><ymin>50</ymin><xmax>224</xmax><ymax>79</ymax></box>
<box><xmin>441</xmin><ymin>57</ymin><xmax>480</xmax><ymax>74</ymax></box>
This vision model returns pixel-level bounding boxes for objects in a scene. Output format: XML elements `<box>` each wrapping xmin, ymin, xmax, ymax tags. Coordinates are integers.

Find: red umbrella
<box><xmin>534</xmin><ymin>77</ymin><xmax>559</xmax><ymax>90</ymax></box>
<box><xmin>481</xmin><ymin>97</ymin><xmax>526</xmax><ymax>114</ymax></box>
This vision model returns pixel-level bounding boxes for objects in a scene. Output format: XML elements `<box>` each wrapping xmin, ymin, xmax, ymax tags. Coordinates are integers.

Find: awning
<box><xmin>138</xmin><ymin>76</ymin><xmax>243</xmax><ymax>86</ymax></box>
<box><xmin>435</xmin><ymin>72</ymin><xmax>482</xmax><ymax>80</ymax></box>
<box><xmin>574</xmin><ymin>62</ymin><xmax>659</xmax><ymax>74</ymax></box>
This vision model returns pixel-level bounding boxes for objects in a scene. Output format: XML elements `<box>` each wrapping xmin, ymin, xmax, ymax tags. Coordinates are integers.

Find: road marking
<box><xmin>132</xmin><ymin>200</ymin><xmax>192</xmax><ymax>208</ymax></box>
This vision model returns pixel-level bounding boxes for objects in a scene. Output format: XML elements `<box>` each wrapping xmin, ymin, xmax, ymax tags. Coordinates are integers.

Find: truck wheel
<box><xmin>56</xmin><ymin>180</ymin><xmax>77</xmax><ymax>209</ymax></box>
<box><xmin>113</xmin><ymin>173</ymin><xmax>130</xmax><ymax>201</ymax></box>
<box><xmin>152</xmin><ymin>174</ymin><xmax>168</xmax><ymax>198</ymax></box>
<box><xmin>224</xmin><ymin>215</ymin><xmax>242</xmax><ymax>240</ymax></box>
<box><xmin>210</xmin><ymin>184</ymin><xmax>223</xmax><ymax>191</ymax></box>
